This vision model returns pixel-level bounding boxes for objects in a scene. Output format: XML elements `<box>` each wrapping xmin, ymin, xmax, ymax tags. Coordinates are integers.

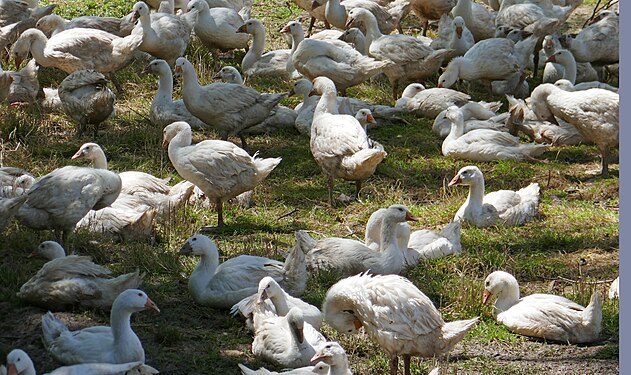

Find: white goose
<box><xmin>309</xmin><ymin>77</ymin><xmax>386</xmax><ymax>205</ymax></box>
<box><xmin>542</xmin><ymin>43</ymin><xmax>599</xmax><ymax>85</ymax></box>
<box><xmin>305</xmin><ymin>204</ymin><xmax>419</xmax><ymax>277</ymax></box>
<box><xmin>451</xmin><ymin>0</ymin><xmax>496</xmax><ymax>42</ymax></box>
<box><xmin>337</xmin><ymin>27</ymin><xmax>368</xmax><ymax>55</ymax></box>
<box><xmin>309</xmin><ymin>342</ymin><xmax>353</xmax><ymax>375</ymax></box>
<box><xmin>2</xmin><ymin>349</ymin><xmax>158</xmax><ymax>375</ymax></box>
<box><xmin>323</xmin><ymin>273</ymin><xmax>478</xmax><ymax>375</ymax></box>
<box><xmin>395</xmin><ymin>82</ymin><xmax>470</xmax><ymax>119</ymax></box>
<box><xmin>252</xmin><ymin>306</ymin><xmax>326</xmax><ymax>368</ymax></box>
<box><xmin>178</xmin><ymin>234</ymin><xmax>307</xmax><ymax>310</ymax></box>
<box><xmin>529</xmin><ymin>83</ymin><xmax>619</xmax><ymax>176</ymax></box>
<box><xmin>238</xmin><ymin>362</ymin><xmax>330</xmax><ymax>375</ymax></box>
<box><xmin>554</xmin><ymin>78</ymin><xmax>618</xmax><ymax>93</ymax></box>
<box><xmin>17</xmin><ymin>240</ymin><xmax>143</xmax><ymax>311</ymax></box>
<box><xmin>609</xmin><ymin>276</ymin><xmax>619</xmax><ymax>300</ymax></box>
<box><xmin>42</xmin><ymin>289</ymin><xmax>160</xmax><ymax>365</ymax></box>
<box><xmin>175</xmin><ymin>57</ymin><xmax>286</xmax><ymax>149</ymax></box>
<box><xmin>449</xmin><ymin>165</ymin><xmax>540</xmax><ymax>227</ymax></box>
<box><xmin>35</xmin><ymin>12</ymin><xmax>137</xmax><ymax>38</ymax></box>
<box><xmin>559</xmin><ymin>9</ymin><xmax>618</xmax><ymax>64</ymax></box>
<box><xmin>315</xmin><ymin>0</ymin><xmax>406</xmax><ymax>35</ymax></box>
<box><xmin>346</xmin><ymin>8</ymin><xmax>452</xmax><ymax>100</ymax></box>
<box><xmin>442</xmin><ymin>105</ymin><xmax>549</xmax><ymax>161</ymax></box>
<box><xmin>163</xmin><ymin>121</ymin><xmax>281</xmax><ymax>227</ymax></box>
<box><xmin>231</xmin><ymin>275</ymin><xmax>323</xmax><ymax>331</ymax></box>
<box><xmin>142</xmin><ymin>59</ymin><xmax>207</xmax><ymax>129</ymax></box>
<box><xmin>483</xmin><ymin>271</ymin><xmax>602</xmax><ymax>343</ymax></box>
<box><xmin>432</xmin><ymin>100</ymin><xmax>505</xmax><ymax>139</ymax></box>
<box><xmin>236</xmin><ymin>18</ymin><xmax>292</xmax><ymax>79</ymax></box>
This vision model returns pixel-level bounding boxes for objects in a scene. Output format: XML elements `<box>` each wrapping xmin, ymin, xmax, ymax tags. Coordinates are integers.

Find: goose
<box><xmin>231</xmin><ymin>275</ymin><xmax>323</xmax><ymax>331</ymax></box>
<box><xmin>15</xmin><ymin>165</ymin><xmax>121</xmax><ymax>243</ymax></box>
<box><xmin>451</xmin><ymin>0</ymin><xmax>496</xmax><ymax>42</ymax></box>
<box><xmin>554</xmin><ymin>78</ymin><xmax>618</xmax><ymax>93</ymax></box>
<box><xmin>174</xmin><ymin>57</ymin><xmax>286</xmax><ymax>149</ymax></box>
<box><xmin>0</xmin><ymin>1</ymin><xmax>56</xmax><ymax>28</ymax></box>
<box><xmin>238</xmin><ymin>362</ymin><xmax>330</xmax><ymax>375</ymax></box>
<box><xmin>323</xmin><ymin>273</ymin><xmax>479</xmax><ymax>375</ymax></box>
<box><xmin>10</xmin><ymin>27</ymin><xmax>143</xmax><ymax>74</ymax></box>
<box><xmin>353</xmin><ymin>109</ymin><xmax>384</xmax><ymax>151</ymax></box>
<box><xmin>609</xmin><ymin>276</ymin><xmax>619</xmax><ymax>300</ymax></box>
<box><xmin>449</xmin><ymin>165</ymin><xmax>540</xmax><ymax>227</ymax></box>
<box><xmin>0</xmin><ymin>64</ymin><xmax>12</xmax><ymax>102</ymax></box>
<box><xmin>163</xmin><ymin>121</ymin><xmax>281</xmax><ymax>227</ymax></box>
<box><xmin>448</xmin><ymin>15</ymin><xmax>475</xmax><ymax>56</ymax></box>
<box><xmin>205</xmin><ymin>0</ymin><xmax>253</xmax><ymax>19</ymax></box>
<box><xmin>6</xmin><ymin>59</ymin><xmax>60</xmax><ymax>110</ymax></box>
<box><xmin>309</xmin><ymin>342</ymin><xmax>353</xmax><ymax>375</ymax></box>
<box><xmin>542</xmin><ymin>43</ymin><xmax>599</xmax><ymax>84</ymax></box>
<box><xmin>2</xmin><ymin>349</ymin><xmax>157</xmax><ymax>375</ymax></box>
<box><xmin>236</xmin><ymin>18</ymin><xmax>292</xmax><ymax>80</ymax></box>
<box><xmin>35</xmin><ymin>12</ymin><xmax>137</xmax><ymax>38</ymax></box>
<box><xmin>252</xmin><ymin>306</ymin><xmax>326</xmax><ymax>368</ymax></box>
<box><xmin>74</xmin><ymin>202</ymin><xmax>158</xmax><ymax>241</ymax></box>
<box><xmin>441</xmin><ymin>105</ymin><xmax>548</xmax><ymax>161</ymax></box>
<box><xmin>432</xmin><ymin>100</ymin><xmax>505</xmax><ymax>138</ymax></box>
<box><xmin>346</xmin><ymin>8</ymin><xmax>452</xmax><ymax>100</ymax></box>
<box><xmin>407</xmin><ymin>0</ymin><xmax>456</xmax><ymax>36</ymax></box>
<box><xmin>142</xmin><ymin>59</ymin><xmax>207</xmax><ymax>130</ymax></box>
<box><xmin>186</xmin><ymin>0</ymin><xmax>248</xmax><ymax>70</ymax></box>
<box><xmin>130</xmin><ymin>1</ymin><xmax>194</xmax><ymax>67</ymax></box>
<box><xmin>42</xmin><ymin>288</ymin><xmax>160</xmax><ymax>365</ymax></box>
<box><xmin>309</xmin><ymin>77</ymin><xmax>386</xmax><ymax>205</ymax></box>
<box><xmin>437</xmin><ymin>38</ymin><xmax>522</xmax><ymax>95</ymax></box>
<box><xmin>529</xmin><ymin>83</ymin><xmax>619</xmax><ymax>176</ymax></box>
<box><xmin>315</xmin><ymin>0</ymin><xmax>406</xmax><ymax>35</ymax></box>
<box><xmin>395</xmin><ymin>82</ymin><xmax>470</xmax><ymax>118</ymax></box>
<box><xmin>17</xmin><ymin>240</ymin><xmax>143</xmax><ymax>310</ymax></box>
<box><xmin>306</xmin><ymin>204</ymin><xmax>418</xmax><ymax>277</ymax></box>
<box><xmin>58</xmin><ymin>69</ymin><xmax>115</xmax><ymax>137</ymax></box>
<box><xmin>483</xmin><ymin>270</ymin><xmax>603</xmax><ymax>343</ymax></box>
<box><xmin>337</xmin><ymin>27</ymin><xmax>368</xmax><ymax>55</ymax></box>
<box><xmin>178</xmin><ymin>233</ymin><xmax>307</xmax><ymax>310</ymax></box>
<box><xmin>558</xmin><ymin>9</ymin><xmax>618</xmax><ymax>64</ymax></box>
<box><xmin>0</xmin><ymin>195</ymin><xmax>28</xmax><ymax>232</ymax></box>
<box><xmin>290</xmin><ymin>29</ymin><xmax>391</xmax><ymax>96</ymax></box>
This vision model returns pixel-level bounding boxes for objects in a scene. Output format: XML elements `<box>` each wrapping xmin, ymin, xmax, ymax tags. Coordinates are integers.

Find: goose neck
<box><xmin>445</xmin><ymin>112</ymin><xmax>465</xmax><ymax>142</ymax></box>
<box><xmin>188</xmin><ymin>250</ymin><xmax>220</xmax><ymax>302</ymax></box>
<box><xmin>169</xmin><ymin>127</ymin><xmax>193</xmax><ymax>150</ymax></box>
<box><xmin>250</xmin><ymin>28</ymin><xmax>266</xmax><ymax>59</ymax></box>
<box><xmin>269</xmin><ymin>291</ymin><xmax>290</xmax><ymax>316</ymax></box>
<box><xmin>465</xmin><ymin>177</ymin><xmax>485</xmax><ymax>212</ymax></box>
<box><xmin>155</xmin><ymin>68</ymin><xmax>175</xmax><ymax>105</ymax></box>
<box><xmin>325</xmin><ymin>0</ymin><xmax>347</xmax><ymax>29</ymax></box>
<box><xmin>92</xmin><ymin>148</ymin><xmax>108</xmax><ymax>170</ymax></box>
<box><xmin>110</xmin><ymin>305</ymin><xmax>135</xmax><ymax>349</ymax></box>
<box><xmin>180</xmin><ymin>65</ymin><xmax>201</xmax><ymax>95</ymax></box>
<box><xmin>493</xmin><ymin>279</ymin><xmax>521</xmax><ymax>314</ymax></box>
<box><xmin>313</xmin><ymin>86</ymin><xmax>338</xmax><ymax>119</ymax></box>
<box><xmin>560</xmin><ymin>54</ymin><xmax>577</xmax><ymax>84</ymax></box>
<box><xmin>330</xmin><ymin>358</ymin><xmax>352</xmax><ymax>375</ymax></box>
<box><xmin>27</xmin><ymin>30</ymin><xmax>49</xmax><ymax>65</ymax></box>
<box><xmin>354</xmin><ymin>32</ymin><xmax>368</xmax><ymax>55</ymax></box>
<box><xmin>362</xmin><ymin>16</ymin><xmax>383</xmax><ymax>46</ymax></box>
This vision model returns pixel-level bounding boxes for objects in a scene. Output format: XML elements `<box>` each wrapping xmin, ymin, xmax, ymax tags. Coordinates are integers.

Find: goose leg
<box><xmin>390</xmin><ymin>355</ymin><xmax>399</xmax><ymax>375</ymax></box>
<box><xmin>216</xmin><ymin>198</ymin><xmax>225</xmax><ymax>228</ymax></box>
<box><xmin>211</xmin><ymin>48</ymin><xmax>221</xmax><ymax>71</ymax></box>
<box><xmin>392</xmin><ymin>80</ymin><xmax>399</xmax><ymax>102</ymax></box>
<box><xmin>239</xmin><ymin>134</ymin><xmax>250</xmax><ymax>154</ymax></box>
<box><xmin>327</xmin><ymin>176</ymin><xmax>334</xmax><ymax>206</ymax></box>
<box><xmin>107</xmin><ymin>72</ymin><xmax>124</xmax><ymax>95</ymax></box>
<box><xmin>307</xmin><ymin>16</ymin><xmax>316</xmax><ymax>37</ymax></box>
<box><xmin>403</xmin><ymin>355</ymin><xmax>411</xmax><ymax>375</ymax></box>
<box><xmin>354</xmin><ymin>180</ymin><xmax>362</xmax><ymax>200</ymax></box>
<box><xmin>600</xmin><ymin>146</ymin><xmax>610</xmax><ymax>176</ymax></box>
<box><xmin>422</xmin><ymin>20</ymin><xmax>429</xmax><ymax>37</ymax></box>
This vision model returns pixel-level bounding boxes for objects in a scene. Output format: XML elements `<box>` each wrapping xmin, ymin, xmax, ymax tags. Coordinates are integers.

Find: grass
<box><xmin>0</xmin><ymin>0</ymin><xmax>619</xmax><ymax>374</ymax></box>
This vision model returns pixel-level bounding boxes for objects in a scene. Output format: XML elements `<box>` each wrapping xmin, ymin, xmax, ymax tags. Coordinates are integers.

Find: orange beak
<box><xmin>366</xmin><ymin>114</ymin><xmax>376</xmax><ymax>124</ymax></box>
<box><xmin>448</xmin><ymin>174</ymin><xmax>461</xmax><ymax>186</ymax></box>
<box><xmin>353</xmin><ymin>318</ymin><xmax>363</xmax><ymax>330</ymax></box>
<box><xmin>236</xmin><ymin>24</ymin><xmax>247</xmax><ymax>33</ymax></box>
<box><xmin>280</xmin><ymin>25</ymin><xmax>290</xmax><ymax>33</ymax></box>
<box><xmin>71</xmin><ymin>149</ymin><xmax>84</xmax><ymax>160</ymax></box>
<box><xmin>345</xmin><ymin>17</ymin><xmax>354</xmax><ymax>29</ymax></box>
<box><xmin>482</xmin><ymin>289</ymin><xmax>492</xmax><ymax>305</ymax></box>
<box><xmin>7</xmin><ymin>364</ymin><xmax>17</xmax><ymax>375</ymax></box>
<box><xmin>405</xmin><ymin>211</ymin><xmax>419</xmax><ymax>222</ymax></box>
<box><xmin>14</xmin><ymin>55</ymin><xmax>23</xmax><ymax>69</ymax></box>
<box><xmin>311</xmin><ymin>352</ymin><xmax>326</xmax><ymax>363</ymax></box>
<box><xmin>144</xmin><ymin>297</ymin><xmax>160</xmax><ymax>312</ymax></box>
<box><xmin>545</xmin><ymin>55</ymin><xmax>556</xmax><ymax>63</ymax></box>
<box><xmin>161</xmin><ymin>138</ymin><xmax>169</xmax><ymax>149</ymax></box>
<box><xmin>437</xmin><ymin>83</ymin><xmax>443</xmax><ymax>88</ymax></box>
<box><xmin>455</xmin><ymin>26</ymin><xmax>463</xmax><ymax>38</ymax></box>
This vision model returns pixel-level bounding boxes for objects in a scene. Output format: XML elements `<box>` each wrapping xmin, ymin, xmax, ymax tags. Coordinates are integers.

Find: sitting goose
<box><xmin>238</xmin><ymin>362</ymin><xmax>330</xmax><ymax>375</ymax></box>
<box><xmin>6</xmin><ymin>59</ymin><xmax>61</xmax><ymax>111</ymax></box>
<box><xmin>310</xmin><ymin>342</ymin><xmax>353</xmax><ymax>375</ymax></box>
<box><xmin>163</xmin><ymin>121</ymin><xmax>281</xmax><ymax>228</ymax></box>
<box><xmin>236</xmin><ymin>18</ymin><xmax>292</xmax><ymax>80</ymax></box>
<box><xmin>35</xmin><ymin>12</ymin><xmax>137</xmax><ymax>37</ymax></box>
<box><xmin>346</xmin><ymin>8</ymin><xmax>453</xmax><ymax>100</ymax></box>
<box><xmin>432</xmin><ymin>100</ymin><xmax>505</xmax><ymax>139</ymax></box>
<box><xmin>323</xmin><ymin>273</ymin><xmax>478</xmax><ymax>375</ymax></box>
<box><xmin>142</xmin><ymin>59</ymin><xmax>207</xmax><ymax>130</ymax></box>
<box><xmin>395</xmin><ymin>82</ymin><xmax>470</xmax><ymax>119</ymax></box>
<box><xmin>58</xmin><ymin>69</ymin><xmax>115</xmax><ymax>137</ymax></box>
<box><xmin>42</xmin><ymin>289</ymin><xmax>160</xmax><ymax>365</ymax></box>
<box><xmin>15</xmin><ymin>165</ymin><xmax>121</xmax><ymax>243</ymax></box>
<box><xmin>17</xmin><ymin>240</ymin><xmax>143</xmax><ymax>311</ymax></box>
<box><xmin>174</xmin><ymin>56</ymin><xmax>286</xmax><ymax>149</ymax></box>
<box><xmin>309</xmin><ymin>77</ymin><xmax>386</xmax><ymax>205</ymax></box>
<box><xmin>178</xmin><ymin>234</ymin><xmax>307</xmax><ymax>310</ymax></box>
<box><xmin>483</xmin><ymin>270</ymin><xmax>602</xmax><ymax>343</ymax></box>
<box><xmin>449</xmin><ymin>165</ymin><xmax>540</xmax><ymax>227</ymax></box>
<box><xmin>314</xmin><ymin>0</ymin><xmax>407</xmax><ymax>35</ymax></box>
<box><xmin>554</xmin><ymin>78</ymin><xmax>618</xmax><ymax>93</ymax></box>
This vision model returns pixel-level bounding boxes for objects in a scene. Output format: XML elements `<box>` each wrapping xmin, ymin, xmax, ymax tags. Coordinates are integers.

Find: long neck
<box><xmin>180</xmin><ymin>65</ymin><xmax>202</xmax><ymax>97</ymax></box>
<box><xmin>330</xmin><ymin>356</ymin><xmax>352</xmax><ymax>375</ymax></box>
<box><xmin>445</xmin><ymin>112</ymin><xmax>465</xmax><ymax>142</ymax></box>
<box><xmin>155</xmin><ymin>68</ymin><xmax>175</xmax><ymax>106</ymax></box>
<box><xmin>188</xmin><ymin>251</ymin><xmax>219</xmax><ymax>303</ymax></box>
<box><xmin>110</xmin><ymin>306</ymin><xmax>139</xmax><ymax>355</ymax></box>
<box><xmin>494</xmin><ymin>279</ymin><xmax>521</xmax><ymax>313</ymax></box>
<box><xmin>28</xmin><ymin>31</ymin><xmax>50</xmax><ymax>66</ymax></box>
<box><xmin>313</xmin><ymin>86</ymin><xmax>338</xmax><ymax>119</ymax></box>
<box><xmin>354</xmin><ymin>33</ymin><xmax>368</xmax><ymax>55</ymax></box>
<box><xmin>243</xmin><ymin>28</ymin><xmax>265</xmax><ymax>72</ymax></box>
<box><xmin>139</xmin><ymin>12</ymin><xmax>158</xmax><ymax>43</ymax></box>
<box><xmin>269</xmin><ymin>291</ymin><xmax>290</xmax><ymax>316</ymax></box>
<box><xmin>379</xmin><ymin>217</ymin><xmax>406</xmax><ymax>268</ymax></box>
<box><xmin>465</xmin><ymin>177</ymin><xmax>485</xmax><ymax>211</ymax></box>
<box><xmin>325</xmin><ymin>0</ymin><xmax>347</xmax><ymax>29</ymax></box>
<box><xmin>92</xmin><ymin>149</ymin><xmax>108</xmax><ymax>169</ymax></box>
<box><xmin>288</xmin><ymin>30</ymin><xmax>304</xmax><ymax>73</ymax></box>
<box><xmin>560</xmin><ymin>54</ymin><xmax>577</xmax><ymax>84</ymax></box>
<box><xmin>362</xmin><ymin>15</ymin><xmax>383</xmax><ymax>46</ymax></box>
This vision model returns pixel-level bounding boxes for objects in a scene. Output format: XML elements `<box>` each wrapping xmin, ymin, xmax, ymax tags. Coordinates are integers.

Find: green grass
<box><xmin>0</xmin><ymin>0</ymin><xmax>619</xmax><ymax>374</ymax></box>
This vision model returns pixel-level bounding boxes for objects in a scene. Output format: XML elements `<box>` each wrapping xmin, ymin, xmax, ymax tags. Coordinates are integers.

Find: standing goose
<box><xmin>407</xmin><ymin>0</ymin><xmax>457</xmax><ymax>36</ymax></box>
<box><xmin>142</xmin><ymin>59</ymin><xmax>207</xmax><ymax>130</ymax></box>
<box><xmin>346</xmin><ymin>8</ymin><xmax>452</xmax><ymax>100</ymax></box>
<box><xmin>323</xmin><ymin>273</ymin><xmax>479</xmax><ymax>375</ymax></box>
<box><xmin>449</xmin><ymin>165</ymin><xmax>540</xmax><ymax>227</ymax></box>
<box><xmin>41</xmin><ymin>289</ymin><xmax>160</xmax><ymax>365</ymax></box>
<box><xmin>174</xmin><ymin>56</ymin><xmax>286</xmax><ymax>149</ymax></box>
<box><xmin>178</xmin><ymin>234</ymin><xmax>307</xmax><ymax>310</ymax></box>
<box><xmin>558</xmin><ymin>9</ymin><xmax>618</xmax><ymax>64</ymax></box>
<box><xmin>309</xmin><ymin>77</ymin><xmax>386</xmax><ymax>205</ymax></box>
<box><xmin>483</xmin><ymin>271</ymin><xmax>602</xmax><ymax>344</ymax></box>
<box><xmin>17</xmin><ymin>240</ymin><xmax>143</xmax><ymax>311</ymax></box>
<box><xmin>529</xmin><ymin>83</ymin><xmax>619</xmax><ymax>176</ymax></box>
<box><xmin>163</xmin><ymin>121</ymin><xmax>281</xmax><ymax>228</ymax></box>
<box><xmin>315</xmin><ymin>0</ymin><xmax>407</xmax><ymax>35</ymax></box>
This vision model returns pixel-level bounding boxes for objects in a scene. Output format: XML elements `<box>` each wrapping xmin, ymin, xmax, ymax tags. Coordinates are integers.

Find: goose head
<box><xmin>37</xmin><ymin>240</ymin><xmax>66</xmax><ymax>260</ymax></box>
<box><xmin>236</xmin><ymin>19</ymin><xmax>263</xmax><ymax>34</ymax></box>
<box><xmin>178</xmin><ymin>234</ymin><xmax>218</xmax><ymax>257</ymax></box>
<box><xmin>213</xmin><ymin>66</ymin><xmax>242</xmax><ymax>84</ymax></box>
<box><xmin>257</xmin><ymin>276</ymin><xmax>283</xmax><ymax>304</ymax></box>
<box><xmin>14</xmin><ymin>175</ymin><xmax>35</xmax><ymax>190</ymax></box>
<box><xmin>311</xmin><ymin>341</ymin><xmax>348</xmax><ymax>365</ymax></box>
<box><xmin>280</xmin><ymin>20</ymin><xmax>302</xmax><ymax>37</ymax></box>
<box><xmin>483</xmin><ymin>270</ymin><xmax>520</xmax><ymax>305</ymax></box>
<box><xmin>5</xmin><ymin>349</ymin><xmax>34</xmax><ymax>375</ymax></box>
<box><xmin>326</xmin><ymin>309</ymin><xmax>362</xmax><ymax>334</ymax></box>
<box><xmin>355</xmin><ymin>109</ymin><xmax>375</xmax><ymax>127</ymax></box>
<box><xmin>162</xmin><ymin>121</ymin><xmax>190</xmax><ymax>148</ymax></box>
<box><xmin>186</xmin><ymin>0</ymin><xmax>208</xmax><ymax>14</ymax></box>
<box><xmin>173</xmin><ymin>57</ymin><xmax>192</xmax><ymax>78</ymax></box>
<box><xmin>288</xmin><ymin>78</ymin><xmax>313</xmax><ymax>97</ymax></box>
<box><xmin>71</xmin><ymin>142</ymin><xmax>106</xmax><ymax>164</ymax></box>
<box><xmin>448</xmin><ymin>165</ymin><xmax>483</xmax><ymax>187</ymax></box>
<box><xmin>310</xmin><ymin>76</ymin><xmax>336</xmax><ymax>96</ymax></box>
<box><xmin>35</xmin><ymin>14</ymin><xmax>65</xmax><ymax>36</ymax></box>
<box><xmin>384</xmin><ymin>204</ymin><xmax>418</xmax><ymax>224</ymax></box>
<box><xmin>545</xmin><ymin>49</ymin><xmax>574</xmax><ymax>65</ymax></box>
<box><xmin>553</xmin><ymin>79</ymin><xmax>574</xmax><ymax>91</ymax></box>
<box><xmin>114</xmin><ymin>288</ymin><xmax>160</xmax><ymax>313</ymax></box>
<box><xmin>338</xmin><ymin>27</ymin><xmax>362</xmax><ymax>43</ymax></box>
<box><xmin>400</xmin><ymin>83</ymin><xmax>425</xmax><ymax>99</ymax></box>
<box><xmin>141</xmin><ymin>59</ymin><xmax>169</xmax><ymax>76</ymax></box>
<box><xmin>437</xmin><ymin>62</ymin><xmax>460</xmax><ymax>88</ymax></box>
<box><xmin>11</xmin><ymin>29</ymin><xmax>44</xmax><ymax>69</ymax></box>
<box><xmin>131</xmin><ymin>2</ymin><xmax>150</xmax><ymax>22</ymax></box>
<box><xmin>345</xmin><ymin>8</ymin><xmax>372</xmax><ymax>29</ymax></box>
<box><xmin>453</xmin><ymin>16</ymin><xmax>466</xmax><ymax>38</ymax></box>
<box><xmin>444</xmin><ymin>105</ymin><xmax>464</xmax><ymax>125</ymax></box>
<box><xmin>286</xmin><ymin>307</ymin><xmax>306</xmax><ymax>343</ymax></box>
<box><xmin>311</xmin><ymin>361</ymin><xmax>331</xmax><ymax>374</ymax></box>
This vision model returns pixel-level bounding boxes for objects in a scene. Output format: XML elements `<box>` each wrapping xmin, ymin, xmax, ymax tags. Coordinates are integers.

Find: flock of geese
<box><xmin>0</xmin><ymin>0</ymin><xmax>620</xmax><ymax>373</ymax></box>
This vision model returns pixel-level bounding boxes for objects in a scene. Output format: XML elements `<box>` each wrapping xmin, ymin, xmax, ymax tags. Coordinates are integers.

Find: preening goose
<box><xmin>529</xmin><ymin>83</ymin><xmax>619</xmax><ymax>176</ymax></box>
<box><xmin>483</xmin><ymin>270</ymin><xmax>602</xmax><ymax>344</ymax></box>
<box><xmin>178</xmin><ymin>234</ymin><xmax>307</xmax><ymax>310</ymax></box>
<box><xmin>17</xmin><ymin>240</ymin><xmax>143</xmax><ymax>311</ymax></box>
<box><xmin>42</xmin><ymin>289</ymin><xmax>160</xmax><ymax>365</ymax></box>
<box><xmin>346</xmin><ymin>8</ymin><xmax>452</xmax><ymax>100</ymax></box>
<box><xmin>174</xmin><ymin>56</ymin><xmax>286</xmax><ymax>149</ymax></box>
<box><xmin>323</xmin><ymin>273</ymin><xmax>478</xmax><ymax>375</ymax></box>
<box><xmin>309</xmin><ymin>77</ymin><xmax>386</xmax><ymax>205</ymax></box>
<box><xmin>35</xmin><ymin>12</ymin><xmax>137</xmax><ymax>38</ymax></box>
<box><xmin>162</xmin><ymin>121</ymin><xmax>281</xmax><ymax>227</ymax></box>
<box><xmin>432</xmin><ymin>100</ymin><xmax>504</xmax><ymax>139</ymax></box>
<box><xmin>449</xmin><ymin>165</ymin><xmax>540</xmax><ymax>227</ymax></box>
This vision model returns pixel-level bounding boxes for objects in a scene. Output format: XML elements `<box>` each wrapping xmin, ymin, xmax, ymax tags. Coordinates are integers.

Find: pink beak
<box><xmin>482</xmin><ymin>289</ymin><xmax>492</xmax><ymax>305</ymax></box>
<box><xmin>144</xmin><ymin>297</ymin><xmax>160</xmax><ymax>313</ymax></box>
<box><xmin>455</xmin><ymin>26</ymin><xmax>463</xmax><ymax>38</ymax></box>
<box><xmin>71</xmin><ymin>149</ymin><xmax>84</xmax><ymax>160</ymax></box>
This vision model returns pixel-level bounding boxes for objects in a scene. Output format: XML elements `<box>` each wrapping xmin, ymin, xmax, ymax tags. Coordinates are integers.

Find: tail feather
<box><xmin>340</xmin><ymin>149</ymin><xmax>386</xmax><ymax>178</ymax></box>
<box><xmin>41</xmin><ymin>311</ymin><xmax>68</xmax><ymax>349</ymax></box>
<box><xmin>108</xmin><ymin>269</ymin><xmax>144</xmax><ymax>293</ymax></box>
<box><xmin>238</xmin><ymin>363</ymin><xmax>273</xmax><ymax>375</ymax></box>
<box><xmin>260</xmin><ymin>92</ymin><xmax>288</xmax><ymax>111</ymax></box>
<box><xmin>295</xmin><ymin>230</ymin><xmax>317</xmax><ymax>253</ymax></box>
<box><xmin>584</xmin><ymin>290</ymin><xmax>603</xmax><ymax>329</ymax></box>
<box><xmin>253</xmin><ymin>157</ymin><xmax>282</xmax><ymax>184</ymax></box>
<box><xmin>442</xmin><ymin>317</ymin><xmax>479</xmax><ymax>351</ymax></box>
<box><xmin>282</xmin><ymin>232</ymin><xmax>308</xmax><ymax>297</ymax></box>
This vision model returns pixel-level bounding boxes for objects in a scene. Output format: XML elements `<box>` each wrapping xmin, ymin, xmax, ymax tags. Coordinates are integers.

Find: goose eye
<box><xmin>485</xmin><ymin>281</ymin><xmax>490</xmax><ymax>286</ymax></box>
<box><xmin>192</xmin><ymin>237</ymin><xmax>197</xmax><ymax>241</ymax></box>
<box><xmin>138</xmin><ymin>292</ymin><xmax>143</xmax><ymax>297</ymax></box>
